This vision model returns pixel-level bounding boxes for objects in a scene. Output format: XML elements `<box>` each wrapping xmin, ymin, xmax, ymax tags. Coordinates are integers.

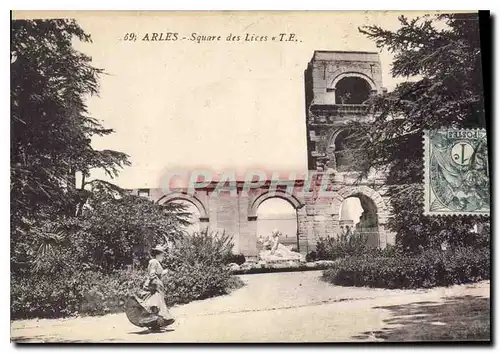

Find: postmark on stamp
<box><xmin>424</xmin><ymin>129</ymin><xmax>490</xmax><ymax>215</ymax></box>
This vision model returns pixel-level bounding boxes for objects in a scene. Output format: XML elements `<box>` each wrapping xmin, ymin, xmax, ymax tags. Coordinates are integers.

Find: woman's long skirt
<box><xmin>126</xmin><ymin>289</ymin><xmax>174</xmax><ymax>329</ymax></box>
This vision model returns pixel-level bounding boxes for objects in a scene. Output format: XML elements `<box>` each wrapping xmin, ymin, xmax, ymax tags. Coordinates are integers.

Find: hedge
<box><xmin>322</xmin><ymin>246</ymin><xmax>490</xmax><ymax>289</ymax></box>
<box><xmin>11</xmin><ymin>270</ymin><xmax>143</xmax><ymax>319</ymax></box>
<box><xmin>11</xmin><ymin>266</ymin><xmax>244</xmax><ymax>320</ymax></box>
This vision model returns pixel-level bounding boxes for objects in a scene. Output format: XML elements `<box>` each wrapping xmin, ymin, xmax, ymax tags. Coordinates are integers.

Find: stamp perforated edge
<box><xmin>423</xmin><ymin>128</ymin><xmax>490</xmax><ymax>217</ymax></box>
<box><xmin>423</xmin><ymin>130</ymin><xmax>431</xmax><ymax>216</ymax></box>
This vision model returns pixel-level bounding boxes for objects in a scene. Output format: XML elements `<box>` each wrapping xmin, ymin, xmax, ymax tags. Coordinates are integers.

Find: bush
<box><xmin>11</xmin><ymin>194</ymin><xmax>191</xmax><ymax>279</ymax></box>
<box><xmin>11</xmin><ymin>270</ymin><xmax>144</xmax><ymax>319</ymax></box>
<box><xmin>305</xmin><ymin>251</ymin><xmax>317</xmax><ymax>262</ymax></box>
<box><xmin>322</xmin><ymin>246</ymin><xmax>490</xmax><ymax>289</ymax></box>
<box><xmin>162</xmin><ymin>230</ymin><xmax>238</xmax><ymax>305</ymax></box>
<box><xmin>11</xmin><ymin>230</ymin><xmax>243</xmax><ymax>320</ymax></box>
<box><xmin>224</xmin><ymin>253</ymin><xmax>246</xmax><ymax>265</ymax></box>
<box><xmin>162</xmin><ymin>263</ymin><xmax>233</xmax><ymax>306</ymax></box>
<box><xmin>315</xmin><ymin>232</ymin><xmax>372</xmax><ymax>261</ymax></box>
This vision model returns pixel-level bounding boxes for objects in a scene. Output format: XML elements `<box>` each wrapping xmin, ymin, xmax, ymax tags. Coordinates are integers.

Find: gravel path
<box><xmin>11</xmin><ymin>271</ymin><xmax>490</xmax><ymax>343</ymax></box>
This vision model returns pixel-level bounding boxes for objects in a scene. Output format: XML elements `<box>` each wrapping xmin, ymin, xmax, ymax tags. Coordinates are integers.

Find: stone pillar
<box><xmin>328</xmin><ymin>216</ymin><xmax>340</xmax><ymax>239</ymax></box>
<box><xmin>243</xmin><ymin>219</ymin><xmax>258</xmax><ymax>259</ymax></box>
<box><xmin>313</xmin><ymin>214</ymin><xmax>326</xmax><ymax>244</ymax></box>
<box><xmin>237</xmin><ymin>192</ymin><xmax>258</xmax><ymax>258</ymax></box>
<box><xmin>380</xmin><ymin>195</ymin><xmax>396</xmax><ymax>247</ymax></box>
<box><xmin>297</xmin><ymin>206</ymin><xmax>310</xmax><ymax>254</ymax></box>
<box><xmin>212</xmin><ymin>192</ymin><xmax>240</xmax><ymax>252</ymax></box>
<box><xmin>303</xmin><ymin>195</ymin><xmax>316</xmax><ymax>252</ymax></box>
<box><xmin>196</xmin><ymin>190</ymin><xmax>210</xmax><ymax>232</ymax></box>
<box><xmin>385</xmin><ymin>229</ymin><xmax>396</xmax><ymax>247</ymax></box>
<box><xmin>311</xmin><ymin>61</ymin><xmax>328</xmax><ymax>105</ymax></box>
<box><xmin>378</xmin><ymin>224</ymin><xmax>387</xmax><ymax>249</ymax></box>
<box><xmin>207</xmin><ymin>191</ymin><xmax>219</xmax><ymax>233</ymax></box>
<box><xmin>377</xmin><ymin>194</ymin><xmax>394</xmax><ymax>248</ymax></box>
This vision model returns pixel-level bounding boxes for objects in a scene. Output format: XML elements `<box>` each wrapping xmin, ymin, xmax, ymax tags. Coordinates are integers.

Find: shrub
<box><xmin>11</xmin><ymin>230</ymin><xmax>243</xmax><ymax>320</ymax></box>
<box><xmin>225</xmin><ymin>275</ymin><xmax>246</xmax><ymax>291</ymax></box>
<box><xmin>12</xmin><ymin>263</ymin><xmax>243</xmax><ymax>320</ymax></box>
<box><xmin>11</xmin><ymin>269</ymin><xmax>144</xmax><ymax>319</ymax></box>
<box><xmin>322</xmin><ymin>246</ymin><xmax>490</xmax><ymax>289</ymax></box>
<box><xmin>162</xmin><ymin>262</ymin><xmax>233</xmax><ymax>306</ymax></box>
<box><xmin>315</xmin><ymin>232</ymin><xmax>372</xmax><ymax>261</ymax></box>
<box><xmin>162</xmin><ymin>229</ymin><xmax>237</xmax><ymax>305</ymax></box>
<box><xmin>77</xmin><ymin>270</ymin><xmax>144</xmax><ymax>316</ymax></box>
<box><xmin>224</xmin><ymin>253</ymin><xmax>246</xmax><ymax>265</ymax></box>
<box><xmin>12</xmin><ymin>273</ymin><xmax>81</xmax><ymax>319</ymax></box>
<box><xmin>305</xmin><ymin>251</ymin><xmax>317</xmax><ymax>262</ymax></box>
<box><xmin>166</xmin><ymin>229</ymin><xmax>233</xmax><ymax>267</ymax></box>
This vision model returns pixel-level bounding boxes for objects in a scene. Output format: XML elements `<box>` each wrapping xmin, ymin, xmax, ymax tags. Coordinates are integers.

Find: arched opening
<box><xmin>256</xmin><ymin>198</ymin><xmax>298</xmax><ymax>251</ymax></box>
<box><xmin>166</xmin><ymin>199</ymin><xmax>202</xmax><ymax>234</ymax></box>
<box><xmin>335</xmin><ymin>76</ymin><xmax>372</xmax><ymax>104</ymax></box>
<box><xmin>330</xmin><ymin>129</ymin><xmax>368</xmax><ymax>172</ymax></box>
<box><xmin>338</xmin><ymin>194</ymin><xmax>379</xmax><ymax>247</ymax></box>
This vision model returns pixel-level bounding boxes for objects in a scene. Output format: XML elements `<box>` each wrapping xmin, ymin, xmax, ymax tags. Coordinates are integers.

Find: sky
<box><xmin>30</xmin><ymin>10</ymin><xmax>443</xmax><ymax>189</ymax></box>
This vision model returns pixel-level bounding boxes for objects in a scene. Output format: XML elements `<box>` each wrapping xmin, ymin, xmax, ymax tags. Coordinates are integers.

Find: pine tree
<box><xmin>350</xmin><ymin>13</ymin><xmax>489</xmax><ymax>251</ymax></box>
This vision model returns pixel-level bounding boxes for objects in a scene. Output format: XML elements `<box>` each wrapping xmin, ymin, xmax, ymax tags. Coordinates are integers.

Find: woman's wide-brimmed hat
<box><xmin>150</xmin><ymin>245</ymin><xmax>166</xmax><ymax>255</ymax></box>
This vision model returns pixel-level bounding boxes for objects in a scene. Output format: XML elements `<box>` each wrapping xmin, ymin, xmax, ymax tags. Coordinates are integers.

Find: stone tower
<box><xmin>302</xmin><ymin>51</ymin><xmax>395</xmax><ymax>249</ymax></box>
<box><xmin>304</xmin><ymin>51</ymin><xmax>384</xmax><ymax>172</ymax></box>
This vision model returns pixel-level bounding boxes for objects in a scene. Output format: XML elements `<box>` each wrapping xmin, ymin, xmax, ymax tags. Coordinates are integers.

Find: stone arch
<box><xmin>327</xmin><ymin>128</ymin><xmax>345</xmax><ymax>150</ymax></box>
<box><xmin>324</xmin><ymin>128</ymin><xmax>343</xmax><ymax>170</ymax></box>
<box><xmin>325</xmin><ymin>128</ymin><xmax>368</xmax><ymax>172</ymax></box>
<box><xmin>332</xmin><ymin>186</ymin><xmax>386</xmax><ymax>216</ymax></box>
<box><xmin>329</xmin><ymin>72</ymin><xmax>377</xmax><ymax>92</ymax></box>
<box><xmin>332</xmin><ymin>186</ymin><xmax>388</xmax><ymax>248</ymax></box>
<box><xmin>157</xmin><ymin>192</ymin><xmax>209</xmax><ymax>221</ymax></box>
<box><xmin>248</xmin><ymin>190</ymin><xmax>304</xmax><ymax>220</ymax></box>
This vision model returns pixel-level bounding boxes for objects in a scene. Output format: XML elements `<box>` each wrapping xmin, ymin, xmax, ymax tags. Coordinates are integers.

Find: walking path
<box><xmin>11</xmin><ymin>271</ymin><xmax>490</xmax><ymax>343</ymax></box>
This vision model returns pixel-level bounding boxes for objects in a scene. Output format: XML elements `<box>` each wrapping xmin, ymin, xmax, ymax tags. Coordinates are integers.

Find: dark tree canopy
<box><xmin>349</xmin><ymin>13</ymin><xmax>489</xmax><ymax>251</ymax></box>
<box><xmin>11</xmin><ymin>19</ymin><xmax>131</xmax><ymax>224</ymax></box>
<box><xmin>10</xmin><ymin>19</ymin><xmax>190</xmax><ymax>275</ymax></box>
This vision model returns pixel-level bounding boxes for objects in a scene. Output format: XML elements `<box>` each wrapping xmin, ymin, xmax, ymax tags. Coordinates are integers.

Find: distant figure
<box><xmin>345</xmin><ymin>225</ymin><xmax>353</xmax><ymax>238</ymax></box>
<box><xmin>126</xmin><ymin>245</ymin><xmax>175</xmax><ymax>332</ymax></box>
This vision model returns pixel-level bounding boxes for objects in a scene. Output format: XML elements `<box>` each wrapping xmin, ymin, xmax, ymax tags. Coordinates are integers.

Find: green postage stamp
<box><xmin>424</xmin><ymin>129</ymin><xmax>490</xmax><ymax>215</ymax></box>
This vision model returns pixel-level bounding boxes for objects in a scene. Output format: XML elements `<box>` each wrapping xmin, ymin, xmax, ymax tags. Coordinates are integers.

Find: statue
<box><xmin>257</xmin><ymin>229</ymin><xmax>305</xmax><ymax>262</ymax></box>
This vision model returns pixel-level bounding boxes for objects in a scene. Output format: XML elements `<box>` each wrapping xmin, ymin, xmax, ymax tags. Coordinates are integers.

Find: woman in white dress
<box><xmin>126</xmin><ymin>245</ymin><xmax>175</xmax><ymax>332</ymax></box>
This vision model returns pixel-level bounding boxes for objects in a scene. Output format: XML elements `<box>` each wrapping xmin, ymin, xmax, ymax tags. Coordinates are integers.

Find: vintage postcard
<box><xmin>10</xmin><ymin>10</ymin><xmax>490</xmax><ymax>343</ymax></box>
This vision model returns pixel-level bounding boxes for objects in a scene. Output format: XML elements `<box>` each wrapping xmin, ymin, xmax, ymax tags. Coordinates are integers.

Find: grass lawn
<box><xmin>354</xmin><ymin>295</ymin><xmax>490</xmax><ymax>342</ymax></box>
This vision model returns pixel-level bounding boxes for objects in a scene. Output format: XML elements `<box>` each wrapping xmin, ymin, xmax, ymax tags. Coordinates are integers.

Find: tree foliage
<box><xmin>13</xmin><ymin>194</ymin><xmax>191</xmax><ymax>276</ymax></box>
<box><xmin>11</xmin><ymin>19</ymin><xmax>130</xmax><ymax>228</ymax></box>
<box><xmin>350</xmin><ymin>13</ymin><xmax>489</xmax><ymax>251</ymax></box>
<box><xmin>10</xmin><ymin>19</ymin><xmax>190</xmax><ymax>276</ymax></box>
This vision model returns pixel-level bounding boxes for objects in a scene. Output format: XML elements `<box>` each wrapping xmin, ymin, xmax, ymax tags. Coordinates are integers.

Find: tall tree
<box><xmin>11</xmin><ymin>19</ymin><xmax>130</xmax><ymax>226</ymax></box>
<box><xmin>11</xmin><ymin>19</ymin><xmax>191</xmax><ymax>274</ymax></box>
<box><xmin>349</xmin><ymin>13</ymin><xmax>489</xmax><ymax>251</ymax></box>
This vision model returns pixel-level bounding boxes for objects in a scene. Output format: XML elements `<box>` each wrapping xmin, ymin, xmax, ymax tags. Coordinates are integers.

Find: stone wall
<box><xmin>131</xmin><ymin>173</ymin><xmax>395</xmax><ymax>257</ymax></box>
